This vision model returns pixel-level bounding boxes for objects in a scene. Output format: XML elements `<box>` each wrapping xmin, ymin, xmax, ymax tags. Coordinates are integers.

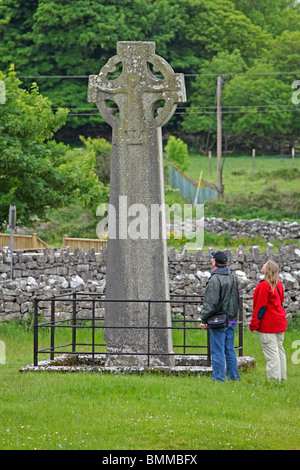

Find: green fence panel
<box><xmin>168</xmin><ymin>165</ymin><xmax>218</xmax><ymax>204</ymax></box>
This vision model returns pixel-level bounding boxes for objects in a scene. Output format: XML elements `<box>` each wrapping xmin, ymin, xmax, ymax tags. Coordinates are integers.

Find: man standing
<box><xmin>200</xmin><ymin>251</ymin><xmax>241</xmax><ymax>382</ymax></box>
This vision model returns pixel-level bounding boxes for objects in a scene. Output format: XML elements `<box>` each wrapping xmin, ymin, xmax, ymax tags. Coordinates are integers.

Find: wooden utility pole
<box><xmin>217</xmin><ymin>75</ymin><xmax>223</xmax><ymax>193</ymax></box>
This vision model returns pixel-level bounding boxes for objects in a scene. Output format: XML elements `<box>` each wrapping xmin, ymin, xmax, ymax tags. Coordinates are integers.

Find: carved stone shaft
<box><xmin>88</xmin><ymin>41</ymin><xmax>186</xmax><ymax>367</ymax></box>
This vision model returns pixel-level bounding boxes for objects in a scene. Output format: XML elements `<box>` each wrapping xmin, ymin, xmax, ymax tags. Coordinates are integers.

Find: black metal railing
<box><xmin>33</xmin><ymin>292</ymin><xmax>244</xmax><ymax>368</ymax></box>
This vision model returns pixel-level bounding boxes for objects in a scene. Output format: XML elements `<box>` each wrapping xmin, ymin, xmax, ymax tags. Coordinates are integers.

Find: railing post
<box><xmin>63</xmin><ymin>234</ymin><xmax>68</xmax><ymax>247</ymax></box>
<box><xmin>32</xmin><ymin>233</ymin><xmax>37</xmax><ymax>249</ymax></box>
<box><xmin>50</xmin><ymin>298</ymin><xmax>55</xmax><ymax>361</ymax></box>
<box><xmin>206</xmin><ymin>328</ymin><xmax>211</xmax><ymax>366</ymax></box>
<box><xmin>92</xmin><ymin>299</ymin><xmax>95</xmax><ymax>365</ymax></box>
<box><xmin>183</xmin><ymin>302</ymin><xmax>186</xmax><ymax>354</ymax></box>
<box><xmin>147</xmin><ymin>301</ymin><xmax>151</xmax><ymax>368</ymax></box>
<box><xmin>34</xmin><ymin>299</ymin><xmax>38</xmax><ymax>366</ymax></box>
<box><xmin>72</xmin><ymin>292</ymin><xmax>77</xmax><ymax>354</ymax></box>
<box><xmin>239</xmin><ymin>295</ymin><xmax>243</xmax><ymax>357</ymax></box>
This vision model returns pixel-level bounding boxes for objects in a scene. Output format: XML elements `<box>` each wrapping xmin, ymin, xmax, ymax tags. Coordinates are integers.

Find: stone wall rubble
<box><xmin>168</xmin><ymin>217</ymin><xmax>300</xmax><ymax>241</ymax></box>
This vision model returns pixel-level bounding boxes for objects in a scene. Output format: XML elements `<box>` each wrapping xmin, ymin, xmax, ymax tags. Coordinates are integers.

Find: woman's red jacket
<box><xmin>249</xmin><ymin>280</ymin><xmax>287</xmax><ymax>333</ymax></box>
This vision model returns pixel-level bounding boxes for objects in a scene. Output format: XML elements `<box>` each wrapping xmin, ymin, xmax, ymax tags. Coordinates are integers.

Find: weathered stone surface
<box><xmin>88</xmin><ymin>41</ymin><xmax>186</xmax><ymax>367</ymax></box>
<box><xmin>280</xmin><ymin>272</ymin><xmax>299</xmax><ymax>290</ymax></box>
<box><xmin>19</xmin><ymin>353</ymin><xmax>256</xmax><ymax>375</ymax></box>
<box><xmin>167</xmin><ymin>217</ymin><xmax>300</xmax><ymax>241</ymax></box>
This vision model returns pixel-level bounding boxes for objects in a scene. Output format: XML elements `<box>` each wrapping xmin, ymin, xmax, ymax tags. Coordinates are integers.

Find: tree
<box><xmin>0</xmin><ymin>68</ymin><xmax>108</xmax><ymax>227</ymax></box>
<box><xmin>265</xmin><ymin>30</ymin><xmax>300</xmax><ymax>73</ymax></box>
<box><xmin>222</xmin><ymin>63</ymin><xmax>294</xmax><ymax>147</ymax></box>
<box><xmin>181</xmin><ymin>49</ymin><xmax>247</xmax><ymax>149</ymax></box>
<box><xmin>0</xmin><ymin>0</ymin><xmax>38</xmax><ymax>73</ymax></box>
<box><xmin>164</xmin><ymin>136</ymin><xmax>190</xmax><ymax>172</ymax></box>
<box><xmin>0</xmin><ymin>0</ymin><xmax>269</xmax><ymax>135</ymax></box>
<box><xmin>231</xmin><ymin>0</ymin><xmax>300</xmax><ymax>36</ymax></box>
<box><xmin>169</xmin><ymin>0</ymin><xmax>269</xmax><ymax>69</ymax></box>
<box><xmin>0</xmin><ymin>0</ymin><xmax>299</xmax><ymax>150</ymax></box>
<box><xmin>80</xmin><ymin>136</ymin><xmax>111</xmax><ymax>186</ymax></box>
<box><xmin>17</xmin><ymin>0</ymin><xmax>184</xmax><ymax>130</ymax></box>
<box><xmin>182</xmin><ymin>44</ymin><xmax>300</xmax><ymax>151</ymax></box>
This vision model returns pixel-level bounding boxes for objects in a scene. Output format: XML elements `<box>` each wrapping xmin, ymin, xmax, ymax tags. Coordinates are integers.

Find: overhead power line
<box><xmin>67</xmin><ymin>109</ymin><xmax>300</xmax><ymax>116</ymax></box>
<box><xmin>63</xmin><ymin>107</ymin><xmax>300</xmax><ymax>115</ymax></box>
<box><xmin>53</xmin><ymin>104</ymin><xmax>300</xmax><ymax>110</ymax></box>
<box><xmin>225</xmin><ymin>82</ymin><xmax>298</xmax><ymax>110</ymax></box>
<box><xmin>185</xmin><ymin>71</ymin><xmax>300</xmax><ymax>77</ymax></box>
<box><xmin>17</xmin><ymin>70</ymin><xmax>300</xmax><ymax>79</ymax></box>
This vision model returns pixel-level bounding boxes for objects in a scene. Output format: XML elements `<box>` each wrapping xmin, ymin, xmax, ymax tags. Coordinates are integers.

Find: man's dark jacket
<box><xmin>201</xmin><ymin>266</ymin><xmax>240</xmax><ymax>323</ymax></box>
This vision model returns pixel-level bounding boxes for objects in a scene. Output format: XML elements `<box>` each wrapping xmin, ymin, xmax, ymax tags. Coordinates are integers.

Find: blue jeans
<box><xmin>209</xmin><ymin>323</ymin><xmax>241</xmax><ymax>382</ymax></box>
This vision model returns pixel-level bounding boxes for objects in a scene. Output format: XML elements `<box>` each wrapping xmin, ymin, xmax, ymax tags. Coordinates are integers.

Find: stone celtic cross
<box><xmin>88</xmin><ymin>42</ymin><xmax>186</xmax><ymax>367</ymax></box>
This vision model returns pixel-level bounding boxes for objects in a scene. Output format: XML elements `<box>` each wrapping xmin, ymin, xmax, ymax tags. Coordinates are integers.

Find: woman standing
<box><xmin>249</xmin><ymin>260</ymin><xmax>287</xmax><ymax>381</ymax></box>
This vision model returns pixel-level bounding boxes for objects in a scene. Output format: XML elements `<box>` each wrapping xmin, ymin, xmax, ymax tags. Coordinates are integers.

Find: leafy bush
<box><xmin>164</xmin><ymin>136</ymin><xmax>190</xmax><ymax>172</ymax></box>
<box><xmin>80</xmin><ymin>136</ymin><xmax>111</xmax><ymax>185</ymax></box>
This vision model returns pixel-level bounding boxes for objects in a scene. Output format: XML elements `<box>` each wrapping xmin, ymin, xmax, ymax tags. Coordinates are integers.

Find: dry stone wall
<box><xmin>168</xmin><ymin>243</ymin><xmax>300</xmax><ymax>322</ymax></box>
<box><xmin>0</xmin><ymin>242</ymin><xmax>299</xmax><ymax>323</ymax></box>
<box><xmin>168</xmin><ymin>217</ymin><xmax>300</xmax><ymax>241</ymax></box>
<box><xmin>204</xmin><ymin>217</ymin><xmax>300</xmax><ymax>241</ymax></box>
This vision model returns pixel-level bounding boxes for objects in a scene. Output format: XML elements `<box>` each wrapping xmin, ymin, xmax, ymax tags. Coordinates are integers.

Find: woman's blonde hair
<box><xmin>264</xmin><ymin>260</ymin><xmax>279</xmax><ymax>291</ymax></box>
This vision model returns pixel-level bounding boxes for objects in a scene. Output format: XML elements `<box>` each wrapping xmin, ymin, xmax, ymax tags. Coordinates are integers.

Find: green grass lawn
<box><xmin>186</xmin><ymin>154</ymin><xmax>300</xmax><ymax>195</ymax></box>
<box><xmin>183</xmin><ymin>154</ymin><xmax>300</xmax><ymax>222</ymax></box>
<box><xmin>0</xmin><ymin>320</ymin><xmax>299</xmax><ymax>450</ymax></box>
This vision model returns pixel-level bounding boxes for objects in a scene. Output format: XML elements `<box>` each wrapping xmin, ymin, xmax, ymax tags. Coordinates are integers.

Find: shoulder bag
<box><xmin>207</xmin><ymin>275</ymin><xmax>234</xmax><ymax>329</ymax></box>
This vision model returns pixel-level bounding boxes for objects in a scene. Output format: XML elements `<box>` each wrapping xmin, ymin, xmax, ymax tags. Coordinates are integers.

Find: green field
<box><xmin>0</xmin><ymin>320</ymin><xmax>299</xmax><ymax>450</ymax></box>
<box><xmin>186</xmin><ymin>154</ymin><xmax>300</xmax><ymax>194</ymax></box>
<box><xmin>183</xmin><ymin>154</ymin><xmax>300</xmax><ymax>222</ymax></box>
